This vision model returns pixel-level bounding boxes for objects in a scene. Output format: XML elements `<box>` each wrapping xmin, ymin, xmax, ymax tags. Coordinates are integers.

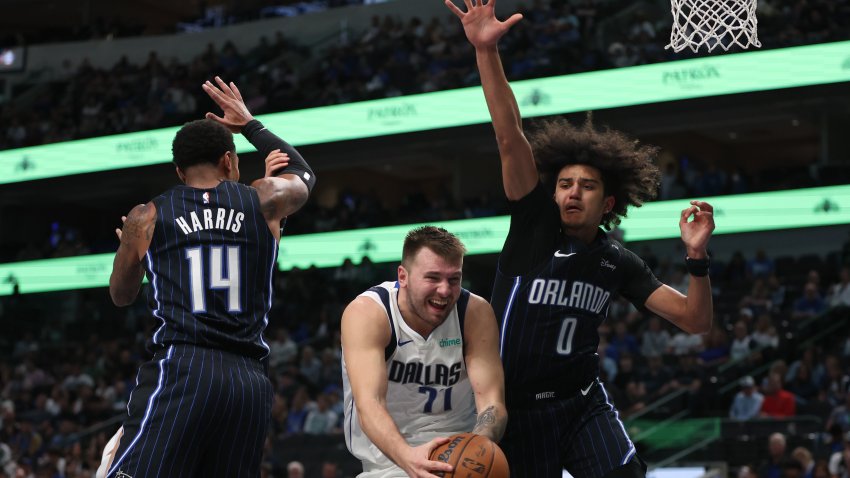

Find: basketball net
<box><xmin>666</xmin><ymin>0</ymin><xmax>762</xmax><ymax>52</ymax></box>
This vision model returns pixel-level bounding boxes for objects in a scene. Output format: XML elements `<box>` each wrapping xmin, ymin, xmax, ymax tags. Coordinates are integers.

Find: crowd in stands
<box><xmin>2</xmin><ymin>0</ymin><xmax>848</xmax><ymax>151</ymax></box>
<box><xmin>1</xmin><ymin>232</ymin><xmax>849</xmax><ymax>476</ymax></box>
<box><xmin>1</xmin><ymin>1</ymin><xmax>393</xmax><ymax>48</ymax></box>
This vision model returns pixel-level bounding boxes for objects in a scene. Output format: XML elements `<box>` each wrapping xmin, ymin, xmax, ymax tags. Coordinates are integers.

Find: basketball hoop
<box><xmin>666</xmin><ymin>0</ymin><xmax>761</xmax><ymax>53</ymax></box>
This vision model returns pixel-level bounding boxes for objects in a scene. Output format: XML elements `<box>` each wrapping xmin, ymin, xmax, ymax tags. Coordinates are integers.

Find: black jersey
<box><xmin>143</xmin><ymin>180</ymin><xmax>277</xmax><ymax>360</ymax></box>
<box><xmin>491</xmin><ymin>183</ymin><xmax>661</xmax><ymax>397</ymax></box>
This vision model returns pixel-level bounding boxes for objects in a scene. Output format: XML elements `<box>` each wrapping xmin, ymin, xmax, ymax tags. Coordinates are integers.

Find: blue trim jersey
<box><xmin>143</xmin><ymin>180</ymin><xmax>278</xmax><ymax>360</ymax></box>
<box><xmin>342</xmin><ymin>282</ymin><xmax>476</xmax><ymax>478</ymax></box>
<box><xmin>491</xmin><ymin>183</ymin><xmax>662</xmax><ymax>401</ymax></box>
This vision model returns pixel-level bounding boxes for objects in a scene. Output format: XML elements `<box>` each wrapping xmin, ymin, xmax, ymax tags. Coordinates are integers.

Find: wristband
<box><xmin>685</xmin><ymin>256</ymin><xmax>710</xmax><ymax>277</ymax></box>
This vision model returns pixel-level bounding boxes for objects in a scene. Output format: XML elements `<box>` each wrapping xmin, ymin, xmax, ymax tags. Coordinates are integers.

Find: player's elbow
<box><xmin>109</xmin><ymin>279</ymin><xmax>136</xmax><ymax>307</ymax></box>
<box><xmin>110</xmin><ymin>289</ymin><xmax>134</xmax><ymax>307</ymax></box>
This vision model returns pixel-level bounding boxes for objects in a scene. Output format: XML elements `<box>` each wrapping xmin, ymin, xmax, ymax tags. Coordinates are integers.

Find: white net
<box><xmin>666</xmin><ymin>0</ymin><xmax>762</xmax><ymax>53</ymax></box>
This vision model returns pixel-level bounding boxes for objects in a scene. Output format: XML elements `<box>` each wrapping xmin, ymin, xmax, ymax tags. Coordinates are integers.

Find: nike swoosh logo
<box><xmin>554</xmin><ymin>251</ymin><xmax>576</xmax><ymax>258</ymax></box>
<box><xmin>398</xmin><ymin>339</ymin><xmax>414</xmax><ymax>347</ymax></box>
<box><xmin>580</xmin><ymin>382</ymin><xmax>594</xmax><ymax>396</ymax></box>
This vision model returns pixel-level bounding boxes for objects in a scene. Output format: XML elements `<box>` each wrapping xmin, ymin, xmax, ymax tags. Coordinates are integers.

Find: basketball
<box><xmin>429</xmin><ymin>433</ymin><xmax>509</xmax><ymax>478</ymax></box>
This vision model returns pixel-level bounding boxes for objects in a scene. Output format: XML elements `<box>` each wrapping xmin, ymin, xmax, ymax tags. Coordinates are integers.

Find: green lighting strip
<box><xmin>2</xmin><ymin>41</ymin><xmax>849</xmax><ymax>184</ymax></box>
<box><xmin>1</xmin><ymin>184</ymin><xmax>848</xmax><ymax>295</ymax></box>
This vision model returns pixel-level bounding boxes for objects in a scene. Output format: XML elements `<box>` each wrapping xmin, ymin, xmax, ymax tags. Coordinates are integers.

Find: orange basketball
<box><xmin>429</xmin><ymin>433</ymin><xmax>509</xmax><ymax>478</ymax></box>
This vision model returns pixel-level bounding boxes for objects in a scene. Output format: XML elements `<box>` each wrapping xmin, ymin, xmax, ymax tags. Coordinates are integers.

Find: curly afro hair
<box><xmin>530</xmin><ymin>116</ymin><xmax>661</xmax><ymax>230</ymax></box>
<box><xmin>172</xmin><ymin>119</ymin><xmax>235</xmax><ymax>171</ymax></box>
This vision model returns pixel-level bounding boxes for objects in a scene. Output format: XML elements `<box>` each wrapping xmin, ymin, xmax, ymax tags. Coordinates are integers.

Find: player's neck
<box><xmin>561</xmin><ymin>223</ymin><xmax>598</xmax><ymax>245</ymax></box>
<box><xmin>184</xmin><ymin>170</ymin><xmax>228</xmax><ymax>189</ymax></box>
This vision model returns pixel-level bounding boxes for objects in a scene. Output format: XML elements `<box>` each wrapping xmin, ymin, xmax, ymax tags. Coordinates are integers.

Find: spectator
<box><xmin>828</xmin><ymin>434</ymin><xmax>850</xmax><ymax>478</ymax></box>
<box><xmin>790</xmin><ymin>446</ymin><xmax>814</xmax><ymax>478</ymax></box>
<box><xmin>321</xmin><ymin>461</ymin><xmax>340</xmax><ymax>478</ymax></box>
<box><xmin>303</xmin><ymin>393</ymin><xmax>338</xmax><ymax>435</ymax></box>
<box><xmin>828</xmin><ymin>267</ymin><xmax>850</xmax><ymax>308</ymax></box>
<box><xmin>730</xmin><ymin>376</ymin><xmax>764</xmax><ymax>420</ymax></box>
<box><xmin>793</xmin><ymin>282</ymin><xmax>827</xmax><ymax>320</ymax></box>
<box><xmin>287</xmin><ymin>460</ymin><xmax>305</xmax><ymax>478</ymax></box>
<box><xmin>268</xmin><ymin>328</ymin><xmax>299</xmax><ymax>369</ymax></box>
<box><xmin>761</xmin><ymin>373</ymin><xmax>797</xmax><ymax>418</ymax></box>
<box><xmin>759</xmin><ymin>433</ymin><xmax>788</xmax><ymax>478</ymax></box>
<box><xmin>641</xmin><ymin>316</ymin><xmax>671</xmax><ymax>357</ymax></box>
<box><xmin>730</xmin><ymin>320</ymin><xmax>756</xmax><ymax>362</ymax></box>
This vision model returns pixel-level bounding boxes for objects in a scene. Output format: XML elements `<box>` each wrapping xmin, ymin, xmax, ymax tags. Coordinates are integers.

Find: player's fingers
<box><xmin>230</xmin><ymin>81</ymin><xmax>244</xmax><ymax>102</ymax></box>
<box><xmin>214</xmin><ymin>76</ymin><xmax>236</xmax><ymax>97</ymax></box>
<box><xmin>427</xmin><ymin>436</ymin><xmax>451</xmax><ymax>449</ymax></box>
<box><xmin>462</xmin><ymin>0</ymin><xmax>473</xmax><ymax>10</ymax></box>
<box><xmin>202</xmin><ymin>82</ymin><xmax>225</xmax><ymax>103</ymax></box>
<box><xmin>205</xmin><ymin>112</ymin><xmax>227</xmax><ymax>124</ymax></box>
<box><xmin>445</xmin><ymin>0</ymin><xmax>465</xmax><ymax>17</ymax></box>
<box><xmin>680</xmin><ymin>206</ymin><xmax>696</xmax><ymax>224</ymax></box>
<box><xmin>503</xmin><ymin>12</ymin><xmax>523</xmax><ymax>28</ymax></box>
<box><xmin>115</xmin><ymin>228</ymin><xmax>122</xmax><ymax>239</ymax></box>
<box><xmin>425</xmin><ymin>460</ymin><xmax>454</xmax><ymax>474</ymax></box>
<box><xmin>691</xmin><ymin>200</ymin><xmax>714</xmax><ymax>213</ymax></box>
<box><xmin>121</xmin><ymin>216</ymin><xmax>127</xmax><ymax>223</ymax></box>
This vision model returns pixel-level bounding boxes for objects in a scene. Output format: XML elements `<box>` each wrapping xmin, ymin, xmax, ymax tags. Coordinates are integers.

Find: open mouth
<box><xmin>428</xmin><ymin>298</ymin><xmax>449</xmax><ymax>311</ymax></box>
<box><xmin>565</xmin><ymin>205</ymin><xmax>582</xmax><ymax>213</ymax></box>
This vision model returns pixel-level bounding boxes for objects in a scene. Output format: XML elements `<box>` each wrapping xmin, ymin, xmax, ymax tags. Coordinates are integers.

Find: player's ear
<box><xmin>222</xmin><ymin>151</ymin><xmax>234</xmax><ymax>172</ymax></box>
<box><xmin>604</xmin><ymin>196</ymin><xmax>615</xmax><ymax>214</ymax></box>
<box><xmin>397</xmin><ymin>264</ymin><xmax>408</xmax><ymax>287</ymax></box>
<box><xmin>175</xmin><ymin>167</ymin><xmax>186</xmax><ymax>183</ymax></box>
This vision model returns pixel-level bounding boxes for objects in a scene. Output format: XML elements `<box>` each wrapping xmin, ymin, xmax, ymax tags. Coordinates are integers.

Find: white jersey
<box><xmin>342</xmin><ymin>281</ymin><xmax>477</xmax><ymax>478</ymax></box>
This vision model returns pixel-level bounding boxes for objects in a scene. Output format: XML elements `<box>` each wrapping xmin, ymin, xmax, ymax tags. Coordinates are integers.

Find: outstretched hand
<box><xmin>445</xmin><ymin>0</ymin><xmax>523</xmax><ymax>49</ymax></box>
<box><xmin>202</xmin><ymin>76</ymin><xmax>254</xmax><ymax>133</ymax></box>
<box><xmin>679</xmin><ymin>200</ymin><xmax>715</xmax><ymax>258</ymax></box>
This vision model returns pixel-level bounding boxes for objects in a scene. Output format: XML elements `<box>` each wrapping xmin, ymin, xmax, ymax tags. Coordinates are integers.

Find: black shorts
<box><xmin>500</xmin><ymin>380</ymin><xmax>641</xmax><ymax>478</ymax></box>
<box><xmin>104</xmin><ymin>345</ymin><xmax>273</xmax><ymax>478</ymax></box>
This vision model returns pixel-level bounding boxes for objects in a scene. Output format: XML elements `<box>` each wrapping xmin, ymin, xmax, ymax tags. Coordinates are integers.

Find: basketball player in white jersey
<box><xmin>342</xmin><ymin>226</ymin><xmax>507</xmax><ymax>478</ymax></box>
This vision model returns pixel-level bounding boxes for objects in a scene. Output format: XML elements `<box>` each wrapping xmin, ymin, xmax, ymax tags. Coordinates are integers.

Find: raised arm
<box><xmin>646</xmin><ymin>201</ymin><xmax>715</xmax><ymax>334</ymax></box>
<box><xmin>446</xmin><ymin>0</ymin><xmax>537</xmax><ymax>200</ymax></box>
<box><xmin>341</xmin><ymin>297</ymin><xmax>453</xmax><ymax>478</ymax></box>
<box><xmin>463</xmin><ymin>294</ymin><xmax>508</xmax><ymax>443</ymax></box>
<box><xmin>202</xmin><ymin>76</ymin><xmax>316</xmax><ymax>236</ymax></box>
<box><xmin>110</xmin><ymin>202</ymin><xmax>156</xmax><ymax>306</ymax></box>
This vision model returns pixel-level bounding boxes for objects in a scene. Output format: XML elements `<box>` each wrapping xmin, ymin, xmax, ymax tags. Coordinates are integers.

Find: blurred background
<box><xmin>0</xmin><ymin>0</ymin><xmax>849</xmax><ymax>476</ymax></box>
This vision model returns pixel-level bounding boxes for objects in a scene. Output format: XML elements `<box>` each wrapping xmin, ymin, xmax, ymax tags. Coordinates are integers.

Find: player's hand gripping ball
<box><xmin>429</xmin><ymin>433</ymin><xmax>509</xmax><ymax>477</ymax></box>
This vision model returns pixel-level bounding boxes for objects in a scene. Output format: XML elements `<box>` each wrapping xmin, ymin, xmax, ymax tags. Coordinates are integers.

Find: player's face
<box><xmin>553</xmin><ymin>164</ymin><xmax>614</xmax><ymax>231</ymax></box>
<box><xmin>398</xmin><ymin>247</ymin><xmax>463</xmax><ymax>331</ymax></box>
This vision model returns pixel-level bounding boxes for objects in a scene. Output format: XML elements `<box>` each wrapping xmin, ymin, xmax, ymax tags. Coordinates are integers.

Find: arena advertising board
<box><xmin>1</xmin><ymin>40</ymin><xmax>849</xmax><ymax>184</ymax></box>
<box><xmin>1</xmin><ymin>184</ymin><xmax>848</xmax><ymax>295</ymax></box>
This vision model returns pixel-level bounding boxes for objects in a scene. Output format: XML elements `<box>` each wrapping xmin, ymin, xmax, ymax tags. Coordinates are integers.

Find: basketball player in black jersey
<box><xmin>97</xmin><ymin>77</ymin><xmax>316</xmax><ymax>478</ymax></box>
<box><xmin>447</xmin><ymin>2</ymin><xmax>715</xmax><ymax>477</ymax></box>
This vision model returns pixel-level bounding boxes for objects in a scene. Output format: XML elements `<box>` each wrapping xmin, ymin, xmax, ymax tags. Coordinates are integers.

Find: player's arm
<box><xmin>446</xmin><ymin>0</ymin><xmax>536</xmax><ymax>201</ymax></box>
<box><xmin>251</xmin><ymin>176</ymin><xmax>308</xmax><ymax>240</ymax></box>
<box><xmin>109</xmin><ymin>202</ymin><xmax>156</xmax><ymax>306</ymax></box>
<box><xmin>463</xmin><ymin>294</ymin><xmax>508</xmax><ymax>443</ymax></box>
<box><xmin>341</xmin><ymin>297</ymin><xmax>453</xmax><ymax>478</ymax></box>
<box><xmin>646</xmin><ymin>201</ymin><xmax>715</xmax><ymax>334</ymax></box>
<box><xmin>202</xmin><ymin>76</ymin><xmax>317</xmax><ymax>189</ymax></box>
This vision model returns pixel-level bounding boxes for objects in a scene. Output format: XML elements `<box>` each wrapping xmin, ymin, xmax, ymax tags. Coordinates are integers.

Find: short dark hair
<box><xmin>530</xmin><ymin>117</ymin><xmax>661</xmax><ymax>229</ymax></box>
<box><xmin>402</xmin><ymin>226</ymin><xmax>466</xmax><ymax>267</ymax></box>
<box><xmin>172</xmin><ymin>119</ymin><xmax>235</xmax><ymax>171</ymax></box>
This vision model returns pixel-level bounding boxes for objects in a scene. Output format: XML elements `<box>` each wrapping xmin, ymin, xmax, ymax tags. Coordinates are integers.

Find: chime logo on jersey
<box><xmin>388</xmin><ymin>360</ymin><xmax>462</xmax><ymax>387</ymax></box>
<box><xmin>526</xmin><ymin>279</ymin><xmax>610</xmax><ymax>313</ymax></box>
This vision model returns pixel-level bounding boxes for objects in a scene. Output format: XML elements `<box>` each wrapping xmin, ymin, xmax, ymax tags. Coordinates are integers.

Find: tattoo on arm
<box><xmin>472</xmin><ymin>406</ymin><xmax>496</xmax><ymax>434</ymax></box>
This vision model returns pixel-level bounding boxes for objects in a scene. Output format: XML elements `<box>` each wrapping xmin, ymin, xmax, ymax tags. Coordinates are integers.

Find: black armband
<box><xmin>241</xmin><ymin>119</ymin><xmax>316</xmax><ymax>192</ymax></box>
<box><xmin>685</xmin><ymin>256</ymin><xmax>710</xmax><ymax>277</ymax></box>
